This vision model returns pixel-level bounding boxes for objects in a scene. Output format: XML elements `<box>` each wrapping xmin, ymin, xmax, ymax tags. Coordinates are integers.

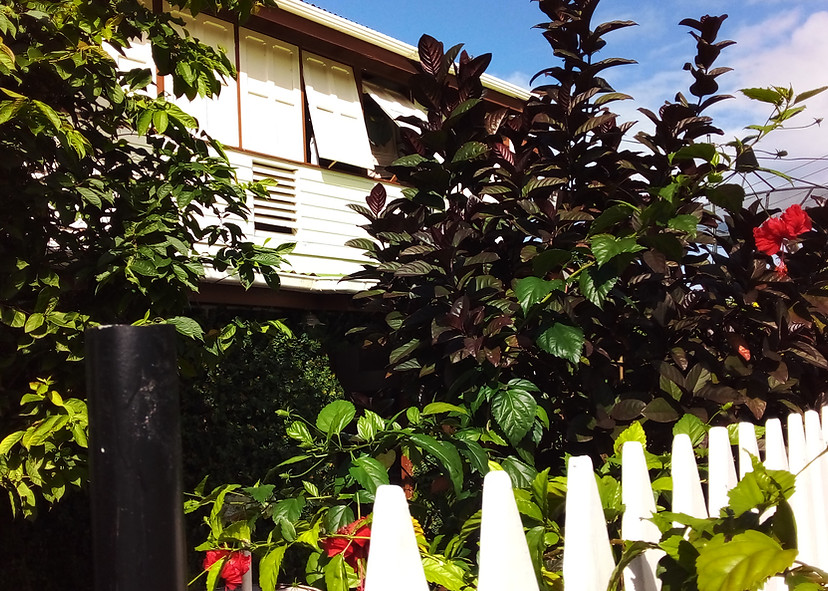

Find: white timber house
<box><xmin>109</xmin><ymin>0</ymin><xmax>529</xmax><ymax>310</ymax></box>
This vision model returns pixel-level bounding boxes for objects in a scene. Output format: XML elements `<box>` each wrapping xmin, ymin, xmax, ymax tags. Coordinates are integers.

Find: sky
<box><xmin>309</xmin><ymin>0</ymin><xmax>828</xmax><ymax>193</ymax></box>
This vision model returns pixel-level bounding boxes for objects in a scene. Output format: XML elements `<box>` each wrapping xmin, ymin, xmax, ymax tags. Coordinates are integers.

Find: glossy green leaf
<box><xmin>668</xmin><ymin>214</ymin><xmax>699</xmax><ymax>237</ymax></box>
<box><xmin>325</xmin><ymin>505</ymin><xmax>355</xmax><ymax>533</ymax></box>
<box><xmin>451</xmin><ymin>141</ymin><xmax>488</xmax><ymax>163</ymax></box>
<box><xmin>708</xmin><ymin>184</ymin><xmax>745</xmax><ymax>212</ymax></box>
<box><xmin>514</xmin><ymin>277</ymin><xmax>564</xmax><ymax>313</ymax></box>
<box><xmin>492</xmin><ymin>387</ymin><xmax>536</xmax><ymax>445</ymax></box>
<box><xmin>0</xmin><ymin>430</ymin><xmax>24</xmax><ymax>455</ymax></box>
<box><xmin>591</xmin><ymin>234</ymin><xmax>644</xmax><ymax>266</ymax></box>
<box><xmin>672</xmin><ymin>414</ymin><xmax>707</xmax><ymax>446</ymax></box>
<box><xmin>501</xmin><ymin>455</ymin><xmax>537</xmax><ymax>488</ymax></box>
<box><xmin>324</xmin><ymin>554</ymin><xmax>349</xmax><ymax>591</ymax></box>
<box><xmin>271</xmin><ymin>497</ymin><xmax>304</xmax><ymax>524</ymax></box>
<box><xmin>259</xmin><ymin>545</ymin><xmax>288</xmax><ymax>591</ymax></box>
<box><xmin>242</xmin><ymin>484</ymin><xmax>275</xmax><ymax>504</ymax></box>
<box><xmin>409</xmin><ymin>433</ymin><xmax>463</xmax><ymax>494</ymax></box>
<box><xmin>349</xmin><ymin>455</ymin><xmax>389</xmax><ymax>494</ymax></box>
<box><xmin>579</xmin><ymin>267</ymin><xmax>618</xmax><ymax>308</ymax></box>
<box><xmin>696</xmin><ymin>531</ymin><xmax>796</xmax><ymax>591</ymax></box>
<box><xmin>537</xmin><ymin>323</ymin><xmax>584</xmax><ymax>364</ymax></box>
<box><xmin>356</xmin><ymin>410</ymin><xmax>385</xmax><ymax>442</ymax></box>
<box><xmin>673</xmin><ymin>143</ymin><xmax>716</xmax><ymax>162</ymax></box>
<box><xmin>421</xmin><ymin>555</ymin><xmax>469</xmax><ymax>591</ymax></box>
<box><xmin>286</xmin><ymin>421</ymin><xmax>313</xmax><ymax>445</ymax></box>
<box><xmin>166</xmin><ymin>316</ymin><xmax>204</xmax><ymax>341</ymax></box>
<box><xmin>728</xmin><ymin>462</ymin><xmax>795</xmax><ymax>516</ymax></box>
<box><xmin>316</xmin><ymin>400</ymin><xmax>356</xmax><ymax>437</ymax></box>
<box><xmin>459</xmin><ymin>440</ymin><xmax>489</xmax><ymax>475</ymax></box>
<box><xmin>422</xmin><ymin>402</ymin><xmax>468</xmax><ymax>415</ymax></box>
<box><xmin>741</xmin><ymin>87</ymin><xmax>784</xmax><ymax>105</ymax></box>
<box><xmin>794</xmin><ymin>86</ymin><xmax>828</xmax><ymax>104</ymax></box>
<box><xmin>613</xmin><ymin>421</ymin><xmax>646</xmax><ymax>456</ymax></box>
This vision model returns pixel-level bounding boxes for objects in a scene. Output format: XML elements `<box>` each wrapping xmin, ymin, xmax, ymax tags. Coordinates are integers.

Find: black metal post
<box><xmin>87</xmin><ymin>324</ymin><xmax>186</xmax><ymax>591</ymax></box>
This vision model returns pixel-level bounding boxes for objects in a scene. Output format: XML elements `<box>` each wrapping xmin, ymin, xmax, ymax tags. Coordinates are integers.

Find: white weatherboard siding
<box><xmin>229</xmin><ymin>150</ymin><xmax>401</xmax><ymax>281</ymax></box>
<box><xmin>290</xmin><ymin>164</ymin><xmax>400</xmax><ymax>277</ymax></box>
<box><xmin>239</xmin><ymin>30</ymin><xmax>305</xmax><ymax>160</ymax></box>
<box><xmin>302</xmin><ymin>51</ymin><xmax>375</xmax><ymax>169</ymax></box>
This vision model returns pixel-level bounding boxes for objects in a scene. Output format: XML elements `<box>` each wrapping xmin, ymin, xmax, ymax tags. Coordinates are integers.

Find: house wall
<box><xmin>108</xmin><ymin>2</ymin><xmax>527</xmax><ymax>303</ymax></box>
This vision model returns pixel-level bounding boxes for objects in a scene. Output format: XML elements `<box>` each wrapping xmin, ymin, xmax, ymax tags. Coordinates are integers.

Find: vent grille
<box><xmin>252</xmin><ymin>159</ymin><xmax>298</xmax><ymax>235</ymax></box>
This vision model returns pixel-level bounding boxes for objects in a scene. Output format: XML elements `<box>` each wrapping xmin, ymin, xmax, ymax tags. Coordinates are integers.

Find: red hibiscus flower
<box><xmin>753</xmin><ymin>217</ymin><xmax>789</xmax><ymax>255</ymax></box>
<box><xmin>203</xmin><ymin>549</ymin><xmax>251</xmax><ymax>590</ymax></box>
<box><xmin>321</xmin><ymin>517</ymin><xmax>371</xmax><ymax>571</ymax></box>
<box><xmin>753</xmin><ymin>204</ymin><xmax>812</xmax><ymax>255</ymax></box>
<box><xmin>781</xmin><ymin>204</ymin><xmax>812</xmax><ymax>235</ymax></box>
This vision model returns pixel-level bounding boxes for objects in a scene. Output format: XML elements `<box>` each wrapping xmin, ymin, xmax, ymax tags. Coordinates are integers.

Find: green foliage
<box><xmin>186</xmin><ymin>400</ymin><xmax>493</xmax><ymax>590</ymax></box>
<box><xmin>346</xmin><ymin>1</ymin><xmax>828</xmax><ymax>459</ymax></box>
<box><xmin>181</xmin><ymin>328</ymin><xmax>343</xmax><ymax>489</ymax></box>
<box><xmin>188</xmin><ymin>1</ymin><xmax>828</xmax><ymax>589</ymax></box>
<box><xmin>0</xmin><ymin>378</ymin><xmax>87</xmax><ymax>518</ymax></box>
<box><xmin>0</xmin><ymin>0</ymin><xmax>291</xmax><ymax>517</ymax></box>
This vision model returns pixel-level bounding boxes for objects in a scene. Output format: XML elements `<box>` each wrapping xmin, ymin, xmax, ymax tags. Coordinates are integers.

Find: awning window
<box><xmin>362</xmin><ymin>81</ymin><xmax>427</xmax><ymax>130</ymax></box>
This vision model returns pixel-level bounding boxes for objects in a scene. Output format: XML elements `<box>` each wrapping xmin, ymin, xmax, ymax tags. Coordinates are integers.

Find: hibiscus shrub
<box><xmin>346</xmin><ymin>6</ymin><xmax>828</xmax><ymax>457</ymax></box>
<box><xmin>189</xmin><ymin>2</ymin><xmax>828</xmax><ymax>590</ymax></box>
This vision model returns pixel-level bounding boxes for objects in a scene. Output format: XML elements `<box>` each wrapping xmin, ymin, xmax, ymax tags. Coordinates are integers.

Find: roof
<box><xmin>272</xmin><ymin>0</ymin><xmax>532</xmax><ymax>102</ymax></box>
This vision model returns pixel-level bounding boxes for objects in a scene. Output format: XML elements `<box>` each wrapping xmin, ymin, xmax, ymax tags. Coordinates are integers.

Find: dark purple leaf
<box><xmin>594</xmin><ymin>20</ymin><xmax>638</xmax><ymax>36</ymax></box>
<box><xmin>642</xmin><ymin>398</ymin><xmax>680</xmax><ymax>423</ymax></box>
<box><xmin>610</xmin><ymin>399</ymin><xmax>646</xmax><ymax>421</ymax></box>
<box><xmin>418</xmin><ymin>34</ymin><xmax>444</xmax><ymax>77</ymax></box>
<box><xmin>367</xmin><ymin>184</ymin><xmax>387</xmax><ymax>216</ymax></box>
<box><xmin>459</xmin><ymin>53</ymin><xmax>492</xmax><ymax>83</ymax></box>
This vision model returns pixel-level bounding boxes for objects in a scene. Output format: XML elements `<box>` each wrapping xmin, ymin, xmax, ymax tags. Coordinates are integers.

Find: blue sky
<box><xmin>311</xmin><ymin>0</ymin><xmax>828</xmax><ymax>190</ymax></box>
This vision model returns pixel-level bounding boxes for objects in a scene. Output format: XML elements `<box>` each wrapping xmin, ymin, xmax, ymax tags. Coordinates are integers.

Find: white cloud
<box><xmin>711</xmin><ymin>11</ymin><xmax>828</xmax><ymax>186</ymax></box>
<box><xmin>500</xmin><ymin>70</ymin><xmax>533</xmax><ymax>91</ymax></box>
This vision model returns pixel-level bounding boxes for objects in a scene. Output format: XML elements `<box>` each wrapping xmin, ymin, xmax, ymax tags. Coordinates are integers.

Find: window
<box><xmin>301</xmin><ymin>51</ymin><xmax>374</xmax><ymax>170</ymax></box>
<box><xmin>362</xmin><ymin>79</ymin><xmax>426</xmax><ymax>174</ymax></box>
<box><xmin>167</xmin><ymin>9</ymin><xmax>240</xmax><ymax>147</ymax></box>
<box><xmin>239</xmin><ymin>30</ymin><xmax>304</xmax><ymax>160</ymax></box>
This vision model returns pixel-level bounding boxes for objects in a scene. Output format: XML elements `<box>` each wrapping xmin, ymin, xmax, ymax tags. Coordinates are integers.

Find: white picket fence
<box><xmin>242</xmin><ymin>407</ymin><xmax>828</xmax><ymax>591</ymax></box>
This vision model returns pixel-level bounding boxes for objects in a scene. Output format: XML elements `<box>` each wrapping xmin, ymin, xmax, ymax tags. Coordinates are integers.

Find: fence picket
<box><xmin>737</xmin><ymin>422</ymin><xmax>760</xmax><ymax>478</ymax></box>
<box><xmin>804</xmin><ymin>410</ymin><xmax>828</xmax><ymax>567</ymax></box>
<box><xmin>478</xmin><ymin>471</ymin><xmax>539</xmax><ymax>591</ymax></box>
<box><xmin>562</xmin><ymin>455</ymin><xmax>615</xmax><ymax>591</ymax></box>
<box><xmin>621</xmin><ymin>441</ymin><xmax>662</xmax><ymax>591</ymax></box>
<box><xmin>765</xmin><ymin>418</ymin><xmax>788</xmax><ymax>471</ymax></box>
<box><xmin>364</xmin><ymin>485</ymin><xmax>429</xmax><ymax>591</ymax></box>
<box><xmin>787</xmin><ymin>412</ymin><xmax>816</xmax><ymax>567</ymax></box>
<box><xmin>311</xmin><ymin>408</ymin><xmax>828</xmax><ymax>591</ymax></box>
<box><xmin>670</xmin><ymin>433</ymin><xmax>708</xmax><ymax>521</ymax></box>
<box><xmin>707</xmin><ymin>426</ymin><xmax>738</xmax><ymax>517</ymax></box>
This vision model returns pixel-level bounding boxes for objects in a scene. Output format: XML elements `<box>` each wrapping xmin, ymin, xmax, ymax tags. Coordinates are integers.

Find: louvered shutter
<box><xmin>252</xmin><ymin>159</ymin><xmax>299</xmax><ymax>235</ymax></box>
<box><xmin>104</xmin><ymin>35</ymin><xmax>157</xmax><ymax>94</ymax></box>
<box><xmin>167</xmin><ymin>10</ymin><xmax>239</xmax><ymax>146</ymax></box>
<box><xmin>362</xmin><ymin>81</ymin><xmax>426</xmax><ymax>129</ymax></box>
<box><xmin>239</xmin><ymin>30</ymin><xmax>304</xmax><ymax>160</ymax></box>
<box><xmin>302</xmin><ymin>52</ymin><xmax>374</xmax><ymax>169</ymax></box>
